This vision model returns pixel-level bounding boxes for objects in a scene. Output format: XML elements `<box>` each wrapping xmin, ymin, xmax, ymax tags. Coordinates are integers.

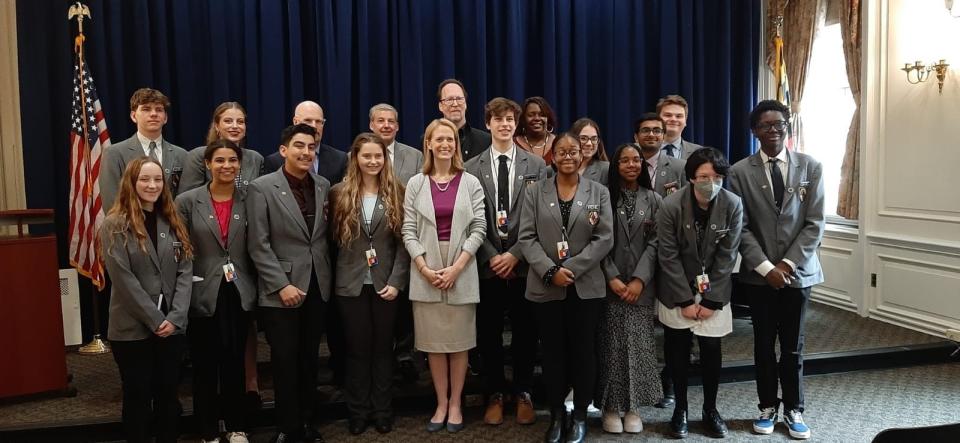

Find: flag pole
<box><xmin>70</xmin><ymin>1</ymin><xmax>110</xmax><ymax>355</ymax></box>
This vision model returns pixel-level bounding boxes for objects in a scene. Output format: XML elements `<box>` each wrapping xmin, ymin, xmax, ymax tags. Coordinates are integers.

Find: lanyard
<box><xmin>360</xmin><ymin>194</ymin><xmax>382</xmax><ymax>248</ymax></box>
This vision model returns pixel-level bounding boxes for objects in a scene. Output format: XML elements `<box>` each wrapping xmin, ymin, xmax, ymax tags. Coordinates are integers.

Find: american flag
<box><xmin>68</xmin><ymin>50</ymin><xmax>111</xmax><ymax>290</ymax></box>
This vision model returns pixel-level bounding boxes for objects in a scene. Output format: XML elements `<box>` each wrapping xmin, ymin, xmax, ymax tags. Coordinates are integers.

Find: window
<box><xmin>801</xmin><ymin>20</ymin><xmax>855</xmax><ymax>222</ymax></box>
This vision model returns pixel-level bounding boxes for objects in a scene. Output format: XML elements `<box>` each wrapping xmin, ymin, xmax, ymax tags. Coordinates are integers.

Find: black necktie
<box><xmin>639</xmin><ymin>158</ymin><xmax>652</xmax><ymax>190</ymax></box>
<box><xmin>497</xmin><ymin>155</ymin><xmax>510</xmax><ymax>233</ymax></box>
<box><xmin>769</xmin><ymin>158</ymin><xmax>785</xmax><ymax>210</ymax></box>
<box><xmin>664</xmin><ymin>144</ymin><xmax>677</xmax><ymax>158</ymax></box>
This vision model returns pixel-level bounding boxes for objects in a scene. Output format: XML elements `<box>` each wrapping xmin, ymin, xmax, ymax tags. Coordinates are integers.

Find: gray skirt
<box><xmin>412</xmin><ymin>241</ymin><xmax>477</xmax><ymax>353</ymax></box>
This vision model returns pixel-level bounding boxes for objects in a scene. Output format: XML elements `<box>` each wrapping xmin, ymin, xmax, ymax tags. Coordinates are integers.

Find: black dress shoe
<box><xmin>269</xmin><ymin>432</ymin><xmax>297</xmax><ymax>443</ymax></box>
<box><xmin>566</xmin><ymin>417</ymin><xmax>587</xmax><ymax>443</ymax></box>
<box><xmin>544</xmin><ymin>408</ymin><xmax>566</xmax><ymax>443</ymax></box>
<box><xmin>670</xmin><ymin>409</ymin><xmax>689</xmax><ymax>439</ymax></box>
<box><xmin>374</xmin><ymin>416</ymin><xmax>393</xmax><ymax>433</ymax></box>
<box><xmin>702</xmin><ymin>409</ymin><xmax>728</xmax><ymax>438</ymax></box>
<box><xmin>348</xmin><ymin>417</ymin><xmax>367</xmax><ymax>435</ymax></box>
<box><xmin>302</xmin><ymin>424</ymin><xmax>325</xmax><ymax>442</ymax></box>
<box><xmin>656</xmin><ymin>394</ymin><xmax>676</xmax><ymax>408</ymax></box>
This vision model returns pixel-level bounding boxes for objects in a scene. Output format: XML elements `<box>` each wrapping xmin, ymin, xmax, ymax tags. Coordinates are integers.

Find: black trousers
<box><xmin>478</xmin><ymin>276</ymin><xmax>537</xmax><ymax>397</ymax></box>
<box><xmin>260</xmin><ymin>275</ymin><xmax>327</xmax><ymax>435</ymax></box>
<box><xmin>188</xmin><ymin>280</ymin><xmax>251</xmax><ymax>439</ymax></box>
<box><xmin>326</xmin><ymin>294</ymin><xmax>346</xmax><ymax>386</ymax></box>
<box><xmin>534</xmin><ymin>288</ymin><xmax>603</xmax><ymax>417</ymax></box>
<box><xmin>337</xmin><ymin>284</ymin><xmax>398</xmax><ymax>420</ymax></box>
<box><xmin>663</xmin><ymin>325</ymin><xmax>722</xmax><ymax>412</ymax></box>
<box><xmin>748</xmin><ymin>284</ymin><xmax>810</xmax><ymax>412</ymax></box>
<box><xmin>111</xmin><ymin>334</ymin><xmax>187</xmax><ymax>443</ymax></box>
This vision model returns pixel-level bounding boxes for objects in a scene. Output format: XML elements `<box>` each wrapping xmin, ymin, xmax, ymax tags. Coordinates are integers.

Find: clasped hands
<box><xmin>765</xmin><ymin>261</ymin><xmax>795</xmax><ymax>289</ymax></box>
<box><xmin>681</xmin><ymin>303</ymin><xmax>715</xmax><ymax>321</ymax></box>
<box><xmin>420</xmin><ymin>263</ymin><xmax>465</xmax><ymax>290</ymax></box>
<box><xmin>608</xmin><ymin>278</ymin><xmax>645</xmax><ymax>304</ymax></box>
<box><xmin>488</xmin><ymin>252</ymin><xmax>519</xmax><ymax>279</ymax></box>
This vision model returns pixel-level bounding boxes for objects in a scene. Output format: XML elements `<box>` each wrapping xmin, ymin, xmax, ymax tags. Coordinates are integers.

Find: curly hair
<box><xmin>332</xmin><ymin>133</ymin><xmax>406</xmax><ymax>246</ymax></box>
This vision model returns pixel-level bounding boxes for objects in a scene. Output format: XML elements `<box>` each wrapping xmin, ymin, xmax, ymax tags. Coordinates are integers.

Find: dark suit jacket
<box><xmin>100</xmin><ymin>213</ymin><xmax>193</xmax><ymax>341</ymax></box>
<box><xmin>458</xmin><ymin>122</ymin><xmax>492</xmax><ymax>163</ymax></box>
<box><xmin>656</xmin><ymin>186</ymin><xmax>742</xmax><ymax>310</ymax></box>
<box><xmin>101</xmin><ymin>134</ymin><xmax>187</xmax><ymax>211</ymax></box>
<box><xmin>175</xmin><ymin>186</ymin><xmax>257</xmax><ymax>316</ymax></box>
<box><xmin>179</xmin><ymin>145</ymin><xmax>265</xmax><ymax>193</ymax></box>
<box><xmin>263</xmin><ymin>142</ymin><xmax>347</xmax><ymax>185</ymax></box>
<box><xmin>464</xmin><ymin>147</ymin><xmax>549</xmax><ymax>279</ymax></box>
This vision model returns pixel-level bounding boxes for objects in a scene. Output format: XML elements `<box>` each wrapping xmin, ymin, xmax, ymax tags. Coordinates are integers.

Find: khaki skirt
<box><xmin>412</xmin><ymin>241</ymin><xmax>477</xmax><ymax>353</ymax></box>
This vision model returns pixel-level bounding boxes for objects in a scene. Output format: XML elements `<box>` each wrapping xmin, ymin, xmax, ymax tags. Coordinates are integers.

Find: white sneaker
<box><xmin>226</xmin><ymin>431</ymin><xmax>249</xmax><ymax>443</ymax></box>
<box><xmin>601</xmin><ymin>410</ymin><xmax>623</xmax><ymax>433</ymax></box>
<box><xmin>784</xmin><ymin>409</ymin><xmax>811</xmax><ymax>439</ymax></box>
<box><xmin>623</xmin><ymin>411</ymin><xmax>643</xmax><ymax>433</ymax></box>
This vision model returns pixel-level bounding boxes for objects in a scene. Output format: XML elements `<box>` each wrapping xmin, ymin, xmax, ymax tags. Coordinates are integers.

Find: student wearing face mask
<box><xmin>655</xmin><ymin>147</ymin><xmax>742</xmax><ymax>440</ymax></box>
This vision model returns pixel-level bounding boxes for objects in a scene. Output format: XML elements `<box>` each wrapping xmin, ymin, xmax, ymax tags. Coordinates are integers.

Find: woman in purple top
<box><xmin>402</xmin><ymin>118</ymin><xmax>486</xmax><ymax>433</ymax></box>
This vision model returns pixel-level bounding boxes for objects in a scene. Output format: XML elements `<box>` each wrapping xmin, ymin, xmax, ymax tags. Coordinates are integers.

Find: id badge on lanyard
<box><xmin>556</xmin><ymin>226</ymin><xmax>570</xmax><ymax>261</ymax></box>
<box><xmin>223</xmin><ymin>257</ymin><xmax>238</xmax><ymax>283</ymax></box>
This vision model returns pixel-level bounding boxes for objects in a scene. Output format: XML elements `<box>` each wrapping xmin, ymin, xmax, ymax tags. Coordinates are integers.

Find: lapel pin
<box><xmin>233</xmin><ymin>214</ymin><xmax>240</xmax><ymax>220</ymax></box>
<box><xmin>164</xmin><ymin>168</ymin><xmax>171</xmax><ymax>174</ymax></box>
<box><xmin>661</xmin><ymin>171</ymin><xmax>666</xmax><ymax>176</ymax></box>
<box><xmin>379</xmin><ymin>204</ymin><xmax>384</xmax><ymax>209</ymax></box>
<box><xmin>209</xmin><ymin>215</ymin><xmax>214</xmax><ymax>219</ymax></box>
<box><xmin>685</xmin><ymin>224</ymin><xmax>691</xmax><ymax>229</ymax></box>
<box><xmin>517</xmin><ymin>175</ymin><xmax>523</xmax><ymax>180</ymax></box>
<box><xmin>243</xmin><ymin>180</ymin><xmax>249</xmax><ymax>185</ymax></box>
<box><xmin>787</xmin><ymin>187</ymin><xmax>795</xmax><ymax>193</ymax></box>
<box><xmin>711</xmin><ymin>224</ymin><xmax>717</xmax><ymax>230</ymax></box>
<box><xmin>577</xmin><ymin>201</ymin><xmax>583</xmax><ymax>206</ymax></box>
<box><xmin>762</xmin><ymin>185</ymin><xmax>768</xmax><ymax>189</ymax></box>
<box><xmin>281</xmin><ymin>191</ymin><xmax>287</xmax><ymax>195</ymax></box>
<box><xmin>549</xmin><ymin>202</ymin><xmax>555</xmax><ymax>207</ymax></box>
<box><xmin>620</xmin><ymin>210</ymin><xmax>625</xmax><ymax>214</ymax></box>
<box><xmin>639</xmin><ymin>210</ymin><xmax>644</xmax><ymax>216</ymax></box>
<box><xmin>160</xmin><ymin>232</ymin><xmax>166</xmax><ymax>239</ymax></box>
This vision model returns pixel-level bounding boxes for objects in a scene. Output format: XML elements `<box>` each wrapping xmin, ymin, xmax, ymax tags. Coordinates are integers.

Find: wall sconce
<box><xmin>948</xmin><ymin>0</ymin><xmax>960</xmax><ymax>17</ymax></box>
<box><xmin>901</xmin><ymin>59</ymin><xmax>950</xmax><ymax>94</ymax></box>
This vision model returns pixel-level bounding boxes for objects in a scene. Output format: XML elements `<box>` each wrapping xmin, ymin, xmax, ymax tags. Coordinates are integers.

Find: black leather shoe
<box><xmin>269</xmin><ymin>432</ymin><xmax>297</xmax><ymax>443</ymax></box>
<box><xmin>374</xmin><ymin>416</ymin><xmax>393</xmax><ymax>433</ymax></box>
<box><xmin>302</xmin><ymin>424</ymin><xmax>325</xmax><ymax>442</ymax></box>
<box><xmin>426</xmin><ymin>418</ymin><xmax>446</xmax><ymax>433</ymax></box>
<box><xmin>565</xmin><ymin>417</ymin><xmax>587</xmax><ymax>443</ymax></box>
<box><xmin>348</xmin><ymin>417</ymin><xmax>367</xmax><ymax>435</ymax></box>
<box><xmin>670</xmin><ymin>409</ymin><xmax>689</xmax><ymax>439</ymax></box>
<box><xmin>656</xmin><ymin>394</ymin><xmax>676</xmax><ymax>408</ymax></box>
<box><xmin>702</xmin><ymin>409</ymin><xmax>728</xmax><ymax>438</ymax></box>
<box><xmin>544</xmin><ymin>408</ymin><xmax>566</xmax><ymax>443</ymax></box>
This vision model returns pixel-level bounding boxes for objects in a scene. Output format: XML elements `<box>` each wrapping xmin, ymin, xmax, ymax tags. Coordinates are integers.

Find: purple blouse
<box><xmin>430</xmin><ymin>172</ymin><xmax>463</xmax><ymax>241</ymax></box>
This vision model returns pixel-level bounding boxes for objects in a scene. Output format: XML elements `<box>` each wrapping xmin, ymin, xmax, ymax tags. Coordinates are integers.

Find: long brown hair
<box><xmin>332</xmin><ymin>133</ymin><xmax>405</xmax><ymax>247</ymax></box>
<box><xmin>101</xmin><ymin>157</ymin><xmax>193</xmax><ymax>259</ymax></box>
<box><xmin>569</xmin><ymin>117</ymin><xmax>608</xmax><ymax>162</ymax></box>
<box><xmin>421</xmin><ymin>118</ymin><xmax>464</xmax><ymax>175</ymax></box>
<box><xmin>205</xmin><ymin>102</ymin><xmax>247</xmax><ymax>147</ymax></box>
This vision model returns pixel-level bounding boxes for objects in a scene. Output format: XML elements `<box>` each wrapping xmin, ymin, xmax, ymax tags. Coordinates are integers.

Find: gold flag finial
<box><xmin>67</xmin><ymin>2</ymin><xmax>91</xmax><ymax>35</ymax></box>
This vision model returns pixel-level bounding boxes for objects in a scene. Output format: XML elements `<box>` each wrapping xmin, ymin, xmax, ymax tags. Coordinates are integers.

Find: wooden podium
<box><xmin>0</xmin><ymin>209</ymin><xmax>70</xmax><ymax>399</ymax></box>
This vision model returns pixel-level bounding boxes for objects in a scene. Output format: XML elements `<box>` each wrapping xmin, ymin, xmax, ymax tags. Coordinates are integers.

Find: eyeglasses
<box><xmin>757</xmin><ymin>121</ymin><xmax>787</xmax><ymax>132</ymax></box>
<box><xmin>693</xmin><ymin>175</ymin><xmax>724</xmax><ymax>183</ymax></box>
<box><xmin>554</xmin><ymin>150</ymin><xmax>582</xmax><ymax>159</ymax></box>
<box><xmin>440</xmin><ymin>96</ymin><xmax>466</xmax><ymax>105</ymax></box>
<box><xmin>578</xmin><ymin>136</ymin><xmax>599</xmax><ymax>144</ymax></box>
<box><xmin>638</xmin><ymin>127</ymin><xmax>664</xmax><ymax>135</ymax></box>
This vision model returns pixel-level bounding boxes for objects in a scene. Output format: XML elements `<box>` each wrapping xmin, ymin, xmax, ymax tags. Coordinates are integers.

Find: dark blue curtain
<box><xmin>17</xmin><ymin>0</ymin><xmax>759</xmax><ymax>335</ymax></box>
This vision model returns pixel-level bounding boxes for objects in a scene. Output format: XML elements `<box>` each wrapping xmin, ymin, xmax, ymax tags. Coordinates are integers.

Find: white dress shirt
<box><xmin>754</xmin><ymin>148</ymin><xmax>796</xmax><ymax>276</ymax></box>
<box><xmin>489</xmin><ymin>144</ymin><xmax>517</xmax><ymax>209</ymax></box>
<box><xmin>137</xmin><ymin>132</ymin><xmax>164</xmax><ymax>165</ymax></box>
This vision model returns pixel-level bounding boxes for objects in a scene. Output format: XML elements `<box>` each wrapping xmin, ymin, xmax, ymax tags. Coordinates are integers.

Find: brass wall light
<box><xmin>948</xmin><ymin>0</ymin><xmax>960</xmax><ymax>18</ymax></box>
<box><xmin>901</xmin><ymin>59</ymin><xmax>950</xmax><ymax>94</ymax></box>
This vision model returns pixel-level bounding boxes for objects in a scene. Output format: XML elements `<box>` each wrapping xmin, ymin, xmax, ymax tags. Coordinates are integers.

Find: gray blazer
<box><xmin>175</xmin><ymin>186</ymin><xmax>256</xmax><ymax>316</ymax></box>
<box><xmin>402</xmin><ymin>172</ymin><xmax>486</xmax><ymax>305</ymax></box>
<box><xmin>674</xmin><ymin>139</ymin><xmax>704</xmax><ymax>160</ymax></box>
<box><xmin>650</xmin><ymin>149</ymin><xmax>687</xmax><ymax>198</ymax></box>
<box><xmin>581</xmin><ymin>159</ymin><xmax>609</xmax><ymax>185</ymax></box>
<box><xmin>656</xmin><ymin>186</ymin><xmax>742</xmax><ymax>309</ymax></box>
<box><xmin>393</xmin><ymin>142</ymin><xmax>424</xmax><ymax>186</ymax></box>
<box><xmin>101</xmin><ymin>134</ymin><xmax>188</xmax><ymax>211</ymax></box>
<box><xmin>179</xmin><ymin>146</ymin><xmax>265</xmax><ymax>193</ymax></box>
<box><xmin>100</xmin><ymin>213</ymin><xmax>193</xmax><ymax>341</ymax></box>
<box><xmin>728</xmin><ymin>150</ymin><xmax>825</xmax><ymax>288</ymax></box>
<box><xmin>330</xmin><ymin>183</ymin><xmax>411</xmax><ymax>297</ymax></box>
<box><xmin>601</xmin><ymin>188</ymin><xmax>662</xmax><ymax>306</ymax></box>
<box><xmin>247</xmin><ymin>169</ymin><xmax>333</xmax><ymax>306</ymax></box>
<box><xmin>464</xmin><ymin>147</ymin><xmax>549</xmax><ymax>279</ymax></box>
<box><xmin>519</xmin><ymin>178</ymin><xmax>614</xmax><ymax>302</ymax></box>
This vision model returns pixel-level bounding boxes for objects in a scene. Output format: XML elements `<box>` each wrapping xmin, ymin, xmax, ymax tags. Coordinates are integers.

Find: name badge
<box><xmin>496</xmin><ymin>210</ymin><xmax>508</xmax><ymax>229</ymax></box>
<box><xmin>587</xmin><ymin>204</ymin><xmax>600</xmax><ymax>226</ymax></box>
<box><xmin>556</xmin><ymin>241</ymin><xmax>570</xmax><ymax>260</ymax></box>
<box><xmin>696</xmin><ymin>274</ymin><xmax>711</xmax><ymax>294</ymax></box>
<box><xmin>223</xmin><ymin>262</ymin><xmax>237</xmax><ymax>282</ymax></box>
<box><xmin>172</xmin><ymin>241</ymin><xmax>183</xmax><ymax>263</ymax></box>
<box><xmin>664</xmin><ymin>181</ymin><xmax>679</xmax><ymax>194</ymax></box>
<box><xmin>365</xmin><ymin>248</ymin><xmax>379</xmax><ymax>267</ymax></box>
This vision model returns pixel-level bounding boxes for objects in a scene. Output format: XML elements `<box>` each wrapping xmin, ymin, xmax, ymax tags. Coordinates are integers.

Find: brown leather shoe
<box><xmin>516</xmin><ymin>392</ymin><xmax>537</xmax><ymax>424</ymax></box>
<box><xmin>484</xmin><ymin>393</ymin><xmax>504</xmax><ymax>425</ymax></box>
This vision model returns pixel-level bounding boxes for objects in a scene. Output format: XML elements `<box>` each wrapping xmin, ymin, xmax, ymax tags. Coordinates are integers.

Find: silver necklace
<box><xmin>433</xmin><ymin>176</ymin><xmax>452</xmax><ymax>192</ymax></box>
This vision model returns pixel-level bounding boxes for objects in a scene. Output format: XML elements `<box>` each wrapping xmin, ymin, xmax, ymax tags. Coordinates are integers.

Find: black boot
<box><xmin>565</xmin><ymin>413</ymin><xmax>587</xmax><ymax>443</ymax></box>
<box><xmin>656</xmin><ymin>367</ymin><xmax>675</xmax><ymax>408</ymax></box>
<box><xmin>670</xmin><ymin>408</ymin><xmax>688</xmax><ymax>439</ymax></box>
<box><xmin>702</xmin><ymin>409</ymin><xmax>728</xmax><ymax>438</ymax></box>
<box><xmin>545</xmin><ymin>408</ymin><xmax>566</xmax><ymax>443</ymax></box>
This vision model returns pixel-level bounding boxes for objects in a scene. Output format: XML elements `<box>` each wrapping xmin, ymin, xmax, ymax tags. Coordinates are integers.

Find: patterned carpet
<box><xmin>0</xmin><ymin>302</ymin><xmax>953</xmax><ymax>441</ymax></box>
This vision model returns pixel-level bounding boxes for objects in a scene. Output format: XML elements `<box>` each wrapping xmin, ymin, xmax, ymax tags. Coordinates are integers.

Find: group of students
<box><xmin>97</xmin><ymin>80</ymin><xmax>824</xmax><ymax>443</ymax></box>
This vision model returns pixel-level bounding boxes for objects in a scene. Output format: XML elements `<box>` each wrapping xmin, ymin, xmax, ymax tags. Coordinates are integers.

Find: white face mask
<box><xmin>694</xmin><ymin>180</ymin><xmax>722</xmax><ymax>201</ymax></box>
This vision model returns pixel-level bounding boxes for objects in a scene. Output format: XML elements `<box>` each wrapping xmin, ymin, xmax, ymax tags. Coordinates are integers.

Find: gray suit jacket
<box><xmin>519</xmin><ymin>178</ymin><xmax>614</xmax><ymax>302</ymax></box>
<box><xmin>656</xmin><ymin>186</ymin><xmax>742</xmax><ymax>309</ymax></box>
<box><xmin>101</xmin><ymin>134</ymin><xmax>188</xmax><ymax>211</ymax></box>
<box><xmin>179</xmin><ymin>146</ymin><xmax>265</xmax><ymax>193</ymax></box>
<box><xmin>393</xmin><ymin>142</ymin><xmax>424</xmax><ymax>186</ymax></box>
<box><xmin>464</xmin><ymin>147</ymin><xmax>549</xmax><ymax>279</ymax></box>
<box><xmin>601</xmin><ymin>188</ymin><xmax>662</xmax><ymax>306</ymax></box>
<box><xmin>175</xmin><ymin>186</ymin><xmax>256</xmax><ymax>316</ymax></box>
<box><xmin>330</xmin><ymin>183</ymin><xmax>411</xmax><ymax>297</ymax></box>
<box><xmin>247</xmin><ymin>169</ymin><xmax>333</xmax><ymax>306</ymax></box>
<box><xmin>581</xmin><ymin>159</ymin><xmax>609</xmax><ymax>185</ymax></box>
<box><xmin>667</xmin><ymin>138</ymin><xmax>704</xmax><ymax>159</ymax></box>
<box><xmin>402</xmin><ymin>172</ymin><xmax>486</xmax><ymax>305</ymax></box>
<box><xmin>100</xmin><ymin>213</ymin><xmax>193</xmax><ymax>341</ymax></box>
<box><xmin>650</xmin><ymin>149</ymin><xmax>687</xmax><ymax>198</ymax></box>
<box><xmin>728</xmin><ymin>150</ymin><xmax>825</xmax><ymax>288</ymax></box>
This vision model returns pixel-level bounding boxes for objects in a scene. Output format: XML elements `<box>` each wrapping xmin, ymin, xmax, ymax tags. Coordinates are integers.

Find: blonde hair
<box><xmin>332</xmin><ymin>133</ymin><xmax>405</xmax><ymax>246</ymax></box>
<box><xmin>421</xmin><ymin>118</ymin><xmax>464</xmax><ymax>175</ymax></box>
<box><xmin>100</xmin><ymin>157</ymin><xmax>193</xmax><ymax>259</ymax></box>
